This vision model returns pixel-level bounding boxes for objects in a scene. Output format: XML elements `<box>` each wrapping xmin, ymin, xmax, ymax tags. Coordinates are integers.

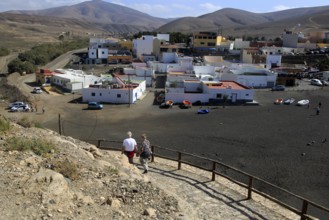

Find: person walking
<box><xmin>122</xmin><ymin>131</ymin><xmax>137</xmax><ymax>164</ymax></box>
<box><xmin>137</xmin><ymin>134</ymin><xmax>152</xmax><ymax>174</ymax></box>
<box><xmin>316</xmin><ymin>106</ymin><xmax>320</xmax><ymax>115</ymax></box>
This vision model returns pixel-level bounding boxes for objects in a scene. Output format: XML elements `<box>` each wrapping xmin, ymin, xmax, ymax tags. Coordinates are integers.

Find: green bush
<box><xmin>0</xmin><ymin>117</ymin><xmax>11</xmax><ymax>132</ymax></box>
<box><xmin>7</xmin><ymin>59</ymin><xmax>36</xmax><ymax>74</ymax></box>
<box><xmin>7</xmin><ymin>38</ymin><xmax>88</xmax><ymax>74</ymax></box>
<box><xmin>6</xmin><ymin>137</ymin><xmax>57</xmax><ymax>156</ymax></box>
<box><xmin>0</xmin><ymin>47</ymin><xmax>10</xmax><ymax>57</ymax></box>
<box><xmin>17</xmin><ymin>116</ymin><xmax>34</xmax><ymax>128</ymax></box>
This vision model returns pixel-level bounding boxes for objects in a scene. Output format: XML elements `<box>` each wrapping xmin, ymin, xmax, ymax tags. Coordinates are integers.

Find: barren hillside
<box><xmin>0</xmin><ymin>117</ymin><xmax>182</xmax><ymax>219</ymax></box>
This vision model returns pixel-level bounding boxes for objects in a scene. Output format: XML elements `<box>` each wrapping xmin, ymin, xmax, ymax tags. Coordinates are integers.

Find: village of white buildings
<box><xmin>36</xmin><ymin>30</ymin><xmax>329</xmax><ymax>105</ymax></box>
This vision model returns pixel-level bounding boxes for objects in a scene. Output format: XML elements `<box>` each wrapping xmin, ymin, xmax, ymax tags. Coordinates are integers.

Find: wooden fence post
<box><xmin>58</xmin><ymin>114</ymin><xmax>62</xmax><ymax>135</ymax></box>
<box><xmin>301</xmin><ymin>200</ymin><xmax>309</xmax><ymax>220</ymax></box>
<box><xmin>212</xmin><ymin>162</ymin><xmax>216</xmax><ymax>181</ymax></box>
<box><xmin>178</xmin><ymin>152</ymin><xmax>182</xmax><ymax>170</ymax></box>
<box><xmin>247</xmin><ymin>176</ymin><xmax>253</xmax><ymax>199</ymax></box>
<box><xmin>151</xmin><ymin>146</ymin><xmax>155</xmax><ymax>162</ymax></box>
<box><xmin>97</xmin><ymin>139</ymin><xmax>102</xmax><ymax>148</ymax></box>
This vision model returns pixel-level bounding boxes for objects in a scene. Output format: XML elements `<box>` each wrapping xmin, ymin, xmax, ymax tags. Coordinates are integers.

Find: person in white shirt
<box><xmin>122</xmin><ymin>131</ymin><xmax>137</xmax><ymax>164</ymax></box>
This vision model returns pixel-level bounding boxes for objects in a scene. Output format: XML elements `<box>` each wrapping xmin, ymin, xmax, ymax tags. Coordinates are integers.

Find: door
<box><xmin>232</xmin><ymin>93</ymin><xmax>237</xmax><ymax>103</ymax></box>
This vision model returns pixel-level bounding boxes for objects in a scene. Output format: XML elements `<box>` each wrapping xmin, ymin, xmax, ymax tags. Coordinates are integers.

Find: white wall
<box><xmin>282</xmin><ymin>33</ymin><xmax>298</xmax><ymax>48</ymax></box>
<box><xmin>165</xmin><ymin>89</ymin><xmax>254</xmax><ymax>103</ymax></box>
<box><xmin>89</xmin><ymin>49</ymin><xmax>97</xmax><ymax>59</ymax></box>
<box><xmin>123</xmin><ymin>68</ymin><xmax>136</xmax><ymax>75</ymax></box>
<box><xmin>220</xmin><ymin>73</ymin><xmax>238</xmax><ymax>81</ymax></box>
<box><xmin>266</xmin><ymin>54</ymin><xmax>282</xmax><ymax>69</ymax></box>
<box><xmin>165</xmin><ymin>93</ymin><xmax>210</xmax><ymax>103</ymax></box>
<box><xmin>161</xmin><ymin>52</ymin><xmax>176</xmax><ymax>63</ymax></box>
<box><xmin>234</xmin><ymin>39</ymin><xmax>250</xmax><ymax>49</ymax></box>
<box><xmin>157</xmin><ymin>34</ymin><xmax>170</xmax><ymax>41</ymax></box>
<box><xmin>184</xmin><ymin>81</ymin><xmax>202</xmax><ymax>92</ymax></box>
<box><xmin>193</xmin><ymin>66</ymin><xmax>216</xmax><ymax>77</ymax></box>
<box><xmin>97</xmin><ymin>48</ymin><xmax>108</xmax><ymax>59</ymax></box>
<box><xmin>82</xmin><ymin>82</ymin><xmax>146</xmax><ymax>104</ymax></box>
<box><xmin>132</xmin><ymin>63</ymin><xmax>147</xmax><ymax>68</ymax></box>
<box><xmin>135</xmin><ymin>67</ymin><xmax>152</xmax><ymax>77</ymax></box>
<box><xmin>133</xmin><ymin>35</ymin><xmax>155</xmax><ymax>58</ymax></box>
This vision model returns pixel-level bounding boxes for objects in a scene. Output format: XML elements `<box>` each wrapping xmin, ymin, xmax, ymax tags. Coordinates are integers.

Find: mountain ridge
<box><xmin>1</xmin><ymin>1</ymin><xmax>328</xmax><ymax>48</ymax></box>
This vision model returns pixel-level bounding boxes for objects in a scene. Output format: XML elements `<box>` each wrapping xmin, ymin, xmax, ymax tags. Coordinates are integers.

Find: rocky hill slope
<box><xmin>0</xmin><ymin>116</ymin><xmax>182</xmax><ymax>219</ymax></box>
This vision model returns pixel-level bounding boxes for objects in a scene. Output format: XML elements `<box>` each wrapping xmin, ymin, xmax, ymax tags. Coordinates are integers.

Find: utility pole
<box><xmin>128</xmin><ymin>74</ymin><xmax>131</xmax><ymax>108</ymax></box>
<box><xmin>58</xmin><ymin>114</ymin><xmax>62</xmax><ymax>135</ymax></box>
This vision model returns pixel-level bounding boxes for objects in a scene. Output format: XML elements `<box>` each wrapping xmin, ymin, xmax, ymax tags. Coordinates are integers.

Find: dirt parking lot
<box><xmin>1</xmin><ymin>73</ymin><xmax>329</xmax><ymax>215</ymax></box>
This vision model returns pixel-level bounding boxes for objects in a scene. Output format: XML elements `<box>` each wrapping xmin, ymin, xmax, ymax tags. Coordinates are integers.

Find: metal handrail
<box><xmin>94</xmin><ymin>139</ymin><xmax>329</xmax><ymax>220</ymax></box>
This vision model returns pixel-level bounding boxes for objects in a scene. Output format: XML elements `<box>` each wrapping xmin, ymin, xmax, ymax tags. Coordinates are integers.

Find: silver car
<box><xmin>8</xmin><ymin>101</ymin><xmax>25</xmax><ymax>108</ymax></box>
<box><xmin>9</xmin><ymin>104</ymin><xmax>31</xmax><ymax>112</ymax></box>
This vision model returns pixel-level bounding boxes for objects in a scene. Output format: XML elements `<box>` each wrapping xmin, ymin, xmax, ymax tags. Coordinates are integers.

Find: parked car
<box><xmin>274</xmin><ymin>98</ymin><xmax>284</xmax><ymax>105</ymax></box>
<box><xmin>32</xmin><ymin>87</ymin><xmax>43</xmax><ymax>94</ymax></box>
<box><xmin>321</xmin><ymin>80</ymin><xmax>328</xmax><ymax>86</ymax></box>
<box><xmin>87</xmin><ymin>102</ymin><xmax>103</xmax><ymax>110</ymax></box>
<box><xmin>271</xmin><ymin>85</ymin><xmax>285</xmax><ymax>91</ymax></box>
<box><xmin>310</xmin><ymin>79</ymin><xmax>322</xmax><ymax>86</ymax></box>
<box><xmin>8</xmin><ymin>101</ymin><xmax>25</xmax><ymax>109</ymax></box>
<box><xmin>9</xmin><ymin>104</ymin><xmax>31</xmax><ymax>112</ymax></box>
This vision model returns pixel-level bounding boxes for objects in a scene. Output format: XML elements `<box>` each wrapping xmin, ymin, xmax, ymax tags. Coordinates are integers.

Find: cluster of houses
<box><xmin>36</xmin><ymin>29</ymin><xmax>329</xmax><ymax>105</ymax></box>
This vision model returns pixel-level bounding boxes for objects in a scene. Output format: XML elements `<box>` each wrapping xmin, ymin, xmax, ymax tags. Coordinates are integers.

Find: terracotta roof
<box><xmin>204</xmin><ymin>81</ymin><xmax>249</xmax><ymax>90</ymax></box>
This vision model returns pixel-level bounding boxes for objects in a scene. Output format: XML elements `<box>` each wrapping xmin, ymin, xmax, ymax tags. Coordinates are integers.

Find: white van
<box><xmin>310</xmin><ymin>79</ymin><xmax>323</xmax><ymax>86</ymax></box>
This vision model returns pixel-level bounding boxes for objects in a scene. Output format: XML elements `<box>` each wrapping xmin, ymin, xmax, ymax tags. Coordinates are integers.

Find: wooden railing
<box><xmin>93</xmin><ymin>139</ymin><xmax>329</xmax><ymax>220</ymax></box>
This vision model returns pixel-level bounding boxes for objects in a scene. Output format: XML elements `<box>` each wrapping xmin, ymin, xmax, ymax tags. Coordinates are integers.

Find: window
<box><xmin>91</xmin><ymin>92</ymin><xmax>95</xmax><ymax>96</ymax></box>
<box><xmin>246</xmin><ymin>94</ymin><xmax>249</xmax><ymax>96</ymax></box>
<box><xmin>216</xmin><ymin>94</ymin><xmax>222</xmax><ymax>98</ymax></box>
<box><xmin>99</xmin><ymin>93</ymin><xmax>102</xmax><ymax>96</ymax></box>
<box><xmin>117</xmin><ymin>94</ymin><xmax>121</xmax><ymax>98</ymax></box>
<box><xmin>200</xmin><ymin>42</ymin><xmax>205</xmax><ymax>45</ymax></box>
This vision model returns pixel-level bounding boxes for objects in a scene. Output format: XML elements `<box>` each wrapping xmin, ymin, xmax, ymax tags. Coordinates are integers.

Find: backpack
<box><xmin>140</xmin><ymin>140</ymin><xmax>152</xmax><ymax>158</ymax></box>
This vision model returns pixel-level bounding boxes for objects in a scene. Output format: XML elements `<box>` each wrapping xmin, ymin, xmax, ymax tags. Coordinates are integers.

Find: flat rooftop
<box><xmin>204</xmin><ymin>81</ymin><xmax>250</xmax><ymax>90</ymax></box>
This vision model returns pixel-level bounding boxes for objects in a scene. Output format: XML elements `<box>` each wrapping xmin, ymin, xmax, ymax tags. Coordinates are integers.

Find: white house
<box><xmin>266</xmin><ymin>54</ymin><xmax>282</xmax><ymax>69</ymax></box>
<box><xmin>165</xmin><ymin>80</ymin><xmax>254</xmax><ymax>104</ymax></box>
<box><xmin>82</xmin><ymin>75</ymin><xmax>146</xmax><ymax>104</ymax></box>
<box><xmin>157</xmin><ymin>34</ymin><xmax>170</xmax><ymax>42</ymax></box>
<box><xmin>193</xmin><ymin>66</ymin><xmax>217</xmax><ymax>81</ymax></box>
<box><xmin>221</xmin><ymin>67</ymin><xmax>277</xmax><ymax>88</ymax></box>
<box><xmin>233</xmin><ymin>38</ymin><xmax>250</xmax><ymax>50</ymax></box>
<box><xmin>51</xmin><ymin>69</ymin><xmax>100</xmax><ymax>92</ymax></box>
<box><xmin>87</xmin><ymin>38</ymin><xmax>114</xmax><ymax>64</ymax></box>
<box><xmin>148</xmin><ymin>53</ymin><xmax>193</xmax><ymax>73</ymax></box>
<box><xmin>123</xmin><ymin>65</ymin><xmax>154</xmax><ymax>87</ymax></box>
<box><xmin>282</xmin><ymin>31</ymin><xmax>298</xmax><ymax>48</ymax></box>
<box><xmin>133</xmin><ymin>35</ymin><xmax>156</xmax><ymax>59</ymax></box>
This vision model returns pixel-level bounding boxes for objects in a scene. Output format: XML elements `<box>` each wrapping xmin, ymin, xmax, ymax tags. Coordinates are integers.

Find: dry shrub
<box><xmin>6</xmin><ymin>137</ymin><xmax>57</xmax><ymax>157</ymax></box>
<box><xmin>0</xmin><ymin>116</ymin><xmax>11</xmax><ymax>132</ymax></box>
<box><xmin>52</xmin><ymin>159</ymin><xmax>79</xmax><ymax>181</ymax></box>
<box><xmin>17</xmin><ymin>116</ymin><xmax>34</xmax><ymax>128</ymax></box>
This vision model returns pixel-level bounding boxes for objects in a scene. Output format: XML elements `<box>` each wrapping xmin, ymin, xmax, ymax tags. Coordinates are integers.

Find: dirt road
<box><xmin>0</xmin><ymin>53</ymin><xmax>18</xmax><ymax>74</ymax></box>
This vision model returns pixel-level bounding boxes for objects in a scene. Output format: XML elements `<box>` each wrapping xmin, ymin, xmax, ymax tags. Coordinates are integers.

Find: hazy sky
<box><xmin>0</xmin><ymin>0</ymin><xmax>328</xmax><ymax>18</ymax></box>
